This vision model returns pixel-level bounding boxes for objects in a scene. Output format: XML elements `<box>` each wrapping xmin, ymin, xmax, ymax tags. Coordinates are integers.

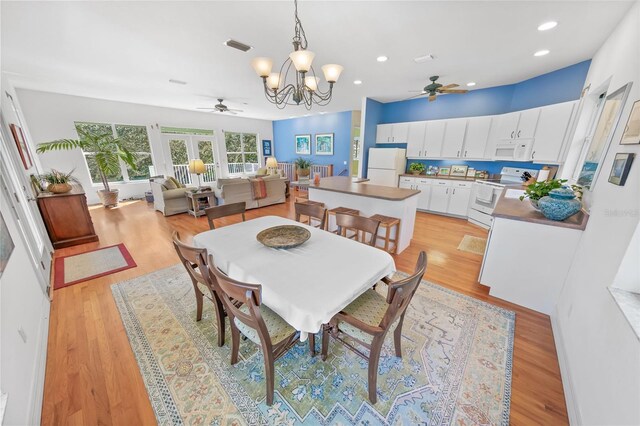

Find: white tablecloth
<box><xmin>193</xmin><ymin>216</ymin><xmax>396</xmax><ymax>337</ymax></box>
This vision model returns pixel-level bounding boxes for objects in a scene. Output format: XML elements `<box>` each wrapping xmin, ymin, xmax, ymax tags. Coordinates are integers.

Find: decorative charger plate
<box><xmin>256</xmin><ymin>225</ymin><xmax>311</xmax><ymax>249</ymax></box>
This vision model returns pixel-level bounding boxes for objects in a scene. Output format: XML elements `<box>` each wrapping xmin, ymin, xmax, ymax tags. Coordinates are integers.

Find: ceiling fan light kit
<box><xmin>251</xmin><ymin>0</ymin><xmax>343</xmax><ymax>109</ymax></box>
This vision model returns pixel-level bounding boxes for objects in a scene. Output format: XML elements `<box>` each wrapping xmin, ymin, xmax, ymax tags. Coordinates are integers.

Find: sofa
<box><xmin>214</xmin><ymin>175</ymin><xmax>287</xmax><ymax>209</ymax></box>
<box><xmin>150</xmin><ymin>176</ymin><xmax>195</xmax><ymax>216</ymax></box>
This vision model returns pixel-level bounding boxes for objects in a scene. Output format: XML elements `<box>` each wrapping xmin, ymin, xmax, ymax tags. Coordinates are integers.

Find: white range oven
<box><xmin>467</xmin><ymin>167</ymin><xmax>539</xmax><ymax>229</ymax></box>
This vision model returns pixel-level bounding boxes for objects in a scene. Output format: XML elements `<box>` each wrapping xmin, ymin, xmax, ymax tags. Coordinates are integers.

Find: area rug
<box><xmin>457</xmin><ymin>235</ymin><xmax>488</xmax><ymax>256</ymax></box>
<box><xmin>54</xmin><ymin>243</ymin><xmax>136</xmax><ymax>290</ymax></box>
<box><xmin>112</xmin><ymin>265</ymin><xmax>515</xmax><ymax>425</ymax></box>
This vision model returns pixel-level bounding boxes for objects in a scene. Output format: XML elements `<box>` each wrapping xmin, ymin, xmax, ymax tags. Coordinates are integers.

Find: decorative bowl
<box><xmin>47</xmin><ymin>183</ymin><xmax>72</xmax><ymax>194</ymax></box>
<box><xmin>257</xmin><ymin>225</ymin><xmax>311</xmax><ymax>249</ymax></box>
<box><xmin>538</xmin><ymin>187</ymin><xmax>582</xmax><ymax>221</ymax></box>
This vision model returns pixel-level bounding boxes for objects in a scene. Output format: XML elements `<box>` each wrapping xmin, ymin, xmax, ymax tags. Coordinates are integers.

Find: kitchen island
<box><xmin>309</xmin><ymin>176</ymin><xmax>420</xmax><ymax>254</ymax></box>
<box><xmin>479</xmin><ymin>189</ymin><xmax>589</xmax><ymax>315</ymax></box>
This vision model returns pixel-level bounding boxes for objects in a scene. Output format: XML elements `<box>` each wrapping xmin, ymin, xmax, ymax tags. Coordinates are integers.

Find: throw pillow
<box><xmin>163</xmin><ymin>178</ymin><xmax>178</xmax><ymax>190</ymax></box>
<box><xmin>167</xmin><ymin>176</ymin><xmax>184</xmax><ymax>188</ymax></box>
<box><xmin>256</xmin><ymin>168</ymin><xmax>268</xmax><ymax>176</ymax></box>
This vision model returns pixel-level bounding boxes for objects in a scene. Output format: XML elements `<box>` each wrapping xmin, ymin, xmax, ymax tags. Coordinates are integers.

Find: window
<box><xmin>168</xmin><ymin>138</ymin><xmax>191</xmax><ymax>185</ymax></box>
<box><xmin>198</xmin><ymin>140</ymin><xmax>216</xmax><ymax>182</ymax></box>
<box><xmin>115</xmin><ymin>125</ymin><xmax>153</xmax><ymax>181</ymax></box>
<box><xmin>75</xmin><ymin>122</ymin><xmax>154</xmax><ymax>184</ymax></box>
<box><xmin>225</xmin><ymin>132</ymin><xmax>259</xmax><ymax>174</ymax></box>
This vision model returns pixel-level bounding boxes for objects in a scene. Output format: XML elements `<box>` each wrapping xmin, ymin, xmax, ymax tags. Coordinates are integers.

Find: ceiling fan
<box><xmin>407</xmin><ymin>76</ymin><xmax>469</xmax><ymax>102</ymax></box>
<box><xmin>197</xmin><ymin>98</ymin><xmax>243</xmax><ymax>115</ymax></box>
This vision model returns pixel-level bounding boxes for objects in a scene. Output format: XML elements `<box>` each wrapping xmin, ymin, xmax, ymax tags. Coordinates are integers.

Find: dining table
<box><xmin>193</xmin><ymin>215</ymin><xmax>396</xmax><ymax>341</ymax></box>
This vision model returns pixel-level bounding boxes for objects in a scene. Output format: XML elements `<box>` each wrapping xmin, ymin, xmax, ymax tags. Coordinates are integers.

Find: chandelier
<box><xmin>251</xmin><ymin>0</ymin><xmax>344</xmax><ymax>110</ymax></box>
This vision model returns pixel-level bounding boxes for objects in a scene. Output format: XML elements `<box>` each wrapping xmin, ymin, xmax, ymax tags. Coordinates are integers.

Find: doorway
<box><xmin>161</xmin><ymin>133</ymin><xmax>220</xmax><ymax>186</ymax></box>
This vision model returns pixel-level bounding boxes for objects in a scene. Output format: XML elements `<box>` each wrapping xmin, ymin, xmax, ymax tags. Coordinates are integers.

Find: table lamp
<box><xmin>266</xmin><ymin>156</ymin><xmax>278</xmax><ymax>175</ymax></box>
<box><xmin>188</xmin><ymin>159</ymin><xmax>206</xmax><ymax>189</ymax></box>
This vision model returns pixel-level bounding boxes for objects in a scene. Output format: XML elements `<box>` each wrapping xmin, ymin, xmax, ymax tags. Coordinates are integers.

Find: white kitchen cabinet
<box><xmin>463</xmin><ymin>116</ymin><xmax>493</xmax><ymax>159</ymax></box>
<box><xmin>516</xmin><ymin>108</ymin><xmax>540</xmax><ymax>139</ymax></box>
<box><xmin>406</xmin><ymin>121</ymin><xmax>427</xmax><ymax>157</ymax></box>
<box><xmin>392</xmin><ymin>122</ymin><xmax>409</xmax><ymax>143</ymax></box>
<box><xmin>496</xmin><ymin>112</ymin><xmax>520</xmax><ymax>140</ymax></box>
<box><xmin>424</xmin><ymin>120</ymin><xmax>447</xmax><ymax>157</ymax></box>
<box><xmin>429</xmin><ymin>181</ymin><xmax>451</xmax><ymax>213</ymax></box>
<box><xmin>441</xmin><ymin>118</ymin><xmax>468</xmax><ymax>158</ymax></box>
<box><xmin>532</xmin><ymin>101</ymin><xmax>576</xmax><ymax>162</ymax></box>
<box><xmin>447</xmin><ymin>182</ymin><xmax>472</xmax><ymax>216</ymax></box>
<box><xmin>416</xmin><ymin>178</ymin><xmax>432</xmax><ymax>210</ymax></box>
<box><xmin>376</xmin><ymin>124</ymin><xmax>393</xmax><ymax>144</ymax></box>
<box><xmin>399</xmin><ymin>176</ymin><xmax>415</xmax><ymax>189</ymax></box>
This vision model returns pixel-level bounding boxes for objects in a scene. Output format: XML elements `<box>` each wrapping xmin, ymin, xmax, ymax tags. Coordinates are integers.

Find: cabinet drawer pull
<box><xmin>446</xmin><ymin>188</ymin><xmax>449</xmax><ymax>194</ymax></box>
<box><xmin>532</xmin><ymin>151</ymin><xmax>536</xmax><ymax>159</ymax></box>
<box><xmin>511</xmin><ymin>131</ymin><xmax>514</xmax><ymax>138</ymax></box>
<box><xmin>464</xmin><ymin>150</ymin><xmax>468</xmax><ymax>157</ymax></box>
<box><xmin>453</xmin><ymin>188</ymin><xmax>456</xmax><ymax>195</ymax></box>
<box><xmin>457</xmin><ymin>150</ymin><xmax>460</xmax><ymax>157</ymax></box>
<box><xmin>517</xmin><ymin>130</ymin><xmax>521</xmax><ymax>138</ymax></box>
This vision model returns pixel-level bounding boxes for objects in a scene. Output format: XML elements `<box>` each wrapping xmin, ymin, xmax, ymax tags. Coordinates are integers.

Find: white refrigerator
<box><xmin>366</xmin><ymin>148</ymin><xmax>407</xmax><ymax>187</ymax></box>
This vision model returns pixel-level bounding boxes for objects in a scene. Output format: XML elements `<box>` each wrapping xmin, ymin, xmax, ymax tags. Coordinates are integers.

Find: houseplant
<box><xmin>519</xmin><ymin>179</ymin><xmax>582</xmax><ymax>210</ymax></box>
<box><xmin>36</xmin><ymin>128</ymin><xmax>137</xmax><ymax>207</ymax></box>
<box><xmin>40</xmin><ymin>169</ymin><xmax>78</xmax><ymax>194</ymax></box>
<box><xmin>294</xmin><ymin>157</ymin><xmax>312</xmax><ymax>179</ymax></box>
<box><xmin>408</xmin><ymin>162</ymin><xmax>425</xmax><ymax>175</ymax></box>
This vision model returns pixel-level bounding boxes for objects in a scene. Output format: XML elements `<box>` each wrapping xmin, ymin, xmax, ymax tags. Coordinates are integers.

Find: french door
<box><xmin>161</xmin><ymin>134</ymin><xmax>221</xmax><ymax>186</ymax></box>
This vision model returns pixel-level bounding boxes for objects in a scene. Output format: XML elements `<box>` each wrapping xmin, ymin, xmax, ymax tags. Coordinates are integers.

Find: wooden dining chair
<box><xmin>294</xmin><ymin>202</ymin><xmax>327</xmax><ymax>229</ymax></box>
<box><xmin>335</xmin><ymin>212</ymin><xmax>381</xmax><ymax>246</ymax></box>
<box><xmin>205</xmin><ymin>254</ymin><xmax>300</xmax><ymax>406</ymax></box>
<box><xmin>321</xmin><ymin>251</ymin><xmax>427</xmax><ymax>404</ymax></box>
<box><xmin>204</xmin><ymin>202</ymin><xmax>246</xmax><ymax>230</ymax></box>
<box><xmin>171</xmin><ymin>231</ymin><xmax>227</xmax><ymax>347</ymax></box>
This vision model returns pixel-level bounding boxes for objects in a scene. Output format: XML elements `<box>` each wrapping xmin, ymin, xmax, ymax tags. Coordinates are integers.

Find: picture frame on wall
<box><xmin>315</xmin><ymin>133</ymin><xmax>334</xmax><ymax>156</ymax></box>
<box><xmin>295</xmin><ymin>134</ymin><xmax>311</xmax><ymax>155</ymax></box>
<box><xmin>437</xmin><ymin>167</ymin><xmax>450</xmax><ymax>176</ymax></box>
<box><xmin>608</xmin><ymin>153</ymin><xmax>634</xmax><ymax>186</ymax></box>
<box><xmin>620</xmin><ymin>100</ymin><xmax>640</xmax><ymax>145</ymax></box>
<box><xmin>262</xmin><ymin>139</ymin><xmax>272</xmax><ymax>156</ymax></box>
<box><xmin>9</xmin><ymin>124</ymin><xmax>33</xmax><ymax>170</ymax></box>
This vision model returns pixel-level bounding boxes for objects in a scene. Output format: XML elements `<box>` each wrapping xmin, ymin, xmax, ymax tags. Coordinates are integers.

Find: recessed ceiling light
<box><xmin>169</xmin><ymin>79</ymin><xmax>187</xmax><ymax>85</ymax></box>
<box><xmin>376</xmin><ymin>56</ymin><xmax>388</xmax><ymax>62</ymax></box>
<box><xmin>353</xmin><ymin>80</ymin><xmax>362</xmax><ymax>85</ymax></box>
<box><xmin>467</xmin><ymin>82</ymin><xmax>476</xmax><ymax>87</ymax></box>
<box><xmin>534</xmin><ymin>49</ymin><xmax>550</xmax><ymax>57</ymax></box>
<box><xmin>537</xmin><ymin>21</ymin><xmax>558</xmax><ymax>31</ymax></box>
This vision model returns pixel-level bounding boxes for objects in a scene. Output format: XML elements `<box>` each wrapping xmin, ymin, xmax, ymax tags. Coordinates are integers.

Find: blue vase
<box><xmin>538</xmin><ymin>187</ymin><xmax>582</xmax><ymax>221</ymax></box>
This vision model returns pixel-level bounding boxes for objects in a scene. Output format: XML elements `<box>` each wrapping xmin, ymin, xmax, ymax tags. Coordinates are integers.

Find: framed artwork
<box><xmin>438</xmin><ymin>167</ymin><xmax>450</xmax><ymax>176</ymax></box>
<box><xmin>262</xmin><ymin>139</ymin><xmax>272</xmax><ymax>156</ymax></box>
<box><xmin>620</xmin><ymin>100</ymin><xmax>640</xmax><ymax>145</ymax></box>
<box><xmin>0</xmin><ymin>212</ymin><xmax>14</xmax><ymax>276</ymax></box>
<box><xmin>9</xmin><ymin>124</ymin><xmax>33</xmax><ymax>170</ymax></box>
<box><xmin>608</xmin><ymin>153</ymin><xmax>634</xmax><ymax>186</ymax></box>
<box><xmin>295</xmin><ymin>134</ymin><xmax>311</xmax><ymax>155</ymax></box>
<box><xmin>577</xmin><ymin>83</ymin><xmax>632</xmax><ymax>190</ymax></box>
<box><xmin>315</xmin><ymin>133</ymin><xmax>334</xmax><ymax>156</ymax></box>
<box><xmin>450</xmin><ymin>165</ymin><xmax>469</xmax><ymax>177</ymax></box>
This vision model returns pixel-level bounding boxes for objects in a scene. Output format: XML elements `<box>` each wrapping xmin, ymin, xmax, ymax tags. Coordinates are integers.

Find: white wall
<box><xmin>16</xmin><ymin>89</ymin><xmax>274</xmax><ymax>204</ymax></box>
<box><xmin>554</xmin><ymin>2</ymin><xmax>640</xmax><ymax>424</ymax></box>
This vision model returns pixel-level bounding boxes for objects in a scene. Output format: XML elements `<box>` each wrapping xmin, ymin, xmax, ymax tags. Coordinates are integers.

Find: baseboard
<box><xmin>550</xmin><ymin>311</ymin><xmax>582</xmax><ymax>425</ymax></box>
<box><xmin>28</xmin><ymin>298</ymin><xmax>51</xmax><ymax>425</ymax></box>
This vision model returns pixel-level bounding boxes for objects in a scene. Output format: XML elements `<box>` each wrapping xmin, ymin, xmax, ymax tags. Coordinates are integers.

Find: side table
<box><xmin>185</xmin><ymin>190</ymin><xmax>217</xmax><ymax>217</ymax></box>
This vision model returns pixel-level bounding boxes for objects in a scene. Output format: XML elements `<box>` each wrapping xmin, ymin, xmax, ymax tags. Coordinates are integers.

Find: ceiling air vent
<box><xmin>224</xmin><ymin>39</ymin><xmax>252</xmax><ymax>52</ymax></box>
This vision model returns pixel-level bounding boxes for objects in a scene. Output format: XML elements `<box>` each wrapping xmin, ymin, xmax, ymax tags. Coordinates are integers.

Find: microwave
<box><xmin>493</xmin><ymin>139</ymin><xmax>534</xmax><ymax>161</ymax></box>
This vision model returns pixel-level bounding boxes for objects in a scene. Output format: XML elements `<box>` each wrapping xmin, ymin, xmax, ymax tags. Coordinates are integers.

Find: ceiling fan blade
<box><xmin>439</xmin><ymin>83</ymin><xmax>459</xmax><ymax>90</ymax></box>
<box><xmin>402</xmin><ymin>92</ymin><xmax>429</xmax><ymax>101</ymax></box>
<box><xmin>196</xmin><ymin>107</ymin><xmax>216</xmax><ymax>110</ymax></box>
<box><xmin>440</xmin><ymin>89</ymin><xmax>468</xmax><ymax>94</ymax></box>
<box><xmin>428</xmin><ymin>94</ymin><xmax>437</xmax><ymax>102</ymax></box>
<box><xmin>227</xmin><ymin>109</ymin><xmax>244</xmax><ymax>113</ymax></box>
<box><xmin>227</xmin><ymin>111</ymin><xmax>238</xmax><ymax>115</ymax></box>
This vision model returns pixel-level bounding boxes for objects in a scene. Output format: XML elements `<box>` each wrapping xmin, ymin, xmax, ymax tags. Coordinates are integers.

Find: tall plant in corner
<box><xmin>36</xmin><ymin>128</ymin><xmax>137</xmax><ymax>207</ymax></box>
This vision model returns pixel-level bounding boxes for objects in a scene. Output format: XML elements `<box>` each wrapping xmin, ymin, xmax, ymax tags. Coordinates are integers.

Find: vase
<box><xmin>47</xmin><ymin>183</ymin><xmax>72</xmax><ymax>194</ymax></box>
<box><xmin>538</xmin><ymin>187</ymin><xmax>582</xmax><ymax>221</ymax></box>
<box><xmin>97</xmin><ymin>189</ymin><xmax>119</xmax><ymax>208</ymax></box>
<box><xmin>298</xmin><ymin>168</ymin><xmax>310</xmax><ymax>178</ymax></box>
<box><xmin>410</xmin><ymin>170</ymin><xmax>421</xmax><ymax>175</ymax></box>
<box><xmin>529</xmin><ymin>199</ymin><xmax>541</xmax><ymax>211</ymax></box>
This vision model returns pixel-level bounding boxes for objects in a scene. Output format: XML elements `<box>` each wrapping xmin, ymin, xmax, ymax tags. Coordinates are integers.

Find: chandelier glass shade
<box><xmin>251</xmin><ymin>0</ymin><xmax>343</xmax><ymax>109</ymax></box>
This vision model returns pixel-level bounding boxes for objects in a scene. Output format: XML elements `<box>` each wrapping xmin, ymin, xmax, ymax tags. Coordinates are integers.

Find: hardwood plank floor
<box><xmin>41</xmin><ymin>196</ymin><xmax>568</xmax><ymax>425</ymax></box>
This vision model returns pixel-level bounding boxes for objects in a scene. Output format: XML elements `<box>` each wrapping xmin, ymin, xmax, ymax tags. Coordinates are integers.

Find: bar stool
<box><xmin>326</xmin><ymin>207</ymin><xmax>360</xmax><ymax>233</ymax></box>
<box><xmin>369</xmin><ymin>214</ymin><xmax>401</xmax><ymax>253</ymax></box>
<box><xmin>295</xmin><ymin>198</ymin><xmax>324</xmax><ymax>207</ymax></box>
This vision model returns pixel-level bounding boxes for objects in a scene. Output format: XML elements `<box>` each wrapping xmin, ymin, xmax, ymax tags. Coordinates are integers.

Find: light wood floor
<box><xmin>41</xmin><ymin>196</ymin><xmax>568</xmax><ymax>425</ymax></box>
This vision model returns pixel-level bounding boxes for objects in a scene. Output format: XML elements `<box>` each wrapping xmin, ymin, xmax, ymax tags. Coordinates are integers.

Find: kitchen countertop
<box><xmin>310</xmin><ymin>176</ymin><xmax>420</xmax><ymax>201</ymax></box>
<box><xmin>400</xmin><ymin>173</ymin><xmax>479</xmax><ymax>181</ymax></box>
<box><xmin>492</xmin><ymin>189</ymin><xmax>589</xmax><ymax>230</ymax></box>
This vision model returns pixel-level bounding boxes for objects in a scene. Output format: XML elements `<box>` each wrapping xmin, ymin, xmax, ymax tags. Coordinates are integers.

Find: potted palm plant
<box><xmin>294</xmin><ymin>157</ymin><xmax>312</xmax><ymax>179</ymax></box>
<box><xmin>36</xmin><ymin>128</ymin><xmax>137</xmax><ymax>207</ymax></box>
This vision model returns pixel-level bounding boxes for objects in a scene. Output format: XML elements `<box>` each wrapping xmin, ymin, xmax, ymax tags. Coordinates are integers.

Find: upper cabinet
<box><xmin>406</xmin><ymin>121</ymin><xmax>427</xmax><ymax>157</ymax></box>
<box><xmin>495</xmin><ymin>108</ymin><xmax>540</xmax><ymax>140</ymax></box>
<box><xmin>464</xmin><ymin>116</ymin><xmax>494</xmax><ymax>159</ymax></box>
<box><xmin>376</xmin><ymin>122</ymin><xmax>409</xmax><ymax>143</ymax></box>
<box><xmin>532</xmin><ymin>101</ymin><xmax>577</xmax><ymax>163</ymax></box>
<box><xmin>440</xmin><ymin>118</ymin><xmax>468</xmax><ymax>158</ymax></box>
<box><xmin>424</xmin><ymin>120</ymin><xmax>447</xmax><ymax>157</ymax></box>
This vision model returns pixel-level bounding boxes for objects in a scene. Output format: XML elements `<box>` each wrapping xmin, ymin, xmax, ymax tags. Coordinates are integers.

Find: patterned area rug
<box><xmin>112</xmin><ymin>265</ymin><xmax>514</xmax><ymax>425</ymax></box>
<box><xmin>54</xmin><ymin>243</ymin><xmax>136</xmax><ymax>290</ymax></box>
<box><xmin>457</xmin><ymin>235</ymin><xmax>488</xmax><ymax>256</ymax></box>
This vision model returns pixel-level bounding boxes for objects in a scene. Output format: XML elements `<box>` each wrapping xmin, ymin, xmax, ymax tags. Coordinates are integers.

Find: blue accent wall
<box><xmin>272</xmin><ymin>111</ymin><xmax>353</xmax><ymax>174</ymax></box>
<box><xmin>362</xmin><ymin>60</ymin><xmax>591</xmax><ymax>177</ymax></box>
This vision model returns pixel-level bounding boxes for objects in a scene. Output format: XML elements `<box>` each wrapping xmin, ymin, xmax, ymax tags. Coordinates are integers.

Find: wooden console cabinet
<box><xmin>37</xmin><ymin>186</ymin><xmax>99</xmax><ymax>249</ymax></box>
